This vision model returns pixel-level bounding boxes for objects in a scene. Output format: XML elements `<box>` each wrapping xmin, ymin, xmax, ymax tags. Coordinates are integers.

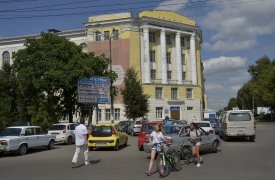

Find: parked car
<box><xmin>204</xmin><ymin>118</ymin><xmax>220</xmax><ymax>134</ymax></box>
<box><xmin>88</xmin><ymin>124</ymin><xmax>128</xmax><ymax>151</ymax></box>
<box><xmin>194</xmin><ymin>121</ymin><xmax>215</xmax><ymax>134</ymax></box>
<box><xmin>138</xmin><ymin>121</ymin><xmax>163</xmax><ymax>151</ymax></box>
<box><xmin>117</xmin><ymin>121</ymin><xmax>131</xmax><ymax>132</ymax></box>
<box><xmin>126</xmin><ymin>120</ymin><xmax>143</xmax><ymax>136</ymax></box>
<box><xmin>142</xmin><ymin>124</ymin><xmax>221</xmax><ymax>158</ymax></box>
<box><xmin>219</xmin><ymin>110</ymin><xmax>256</xmax><ymax>141</ymax></box>
<box><xmin>0</xmin><ymin>126</ymin><xmax>56</xmax><ymax>156</ymax></box>
<box><xmin>47</xmin><ymin>123</ymin><xmax>77</xmax><ymax>144</ymax></box>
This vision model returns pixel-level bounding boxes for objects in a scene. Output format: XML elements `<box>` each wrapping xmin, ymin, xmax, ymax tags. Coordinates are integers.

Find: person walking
<box><xmin>145</xmin><ymin>124</ymin><xmax>164</xmax><ymax>176</ymax></box>
<box><xmin>72</xmin><ymin>118</ymin><xmax>91</xmax><ymax>167</ymax></box>
<box><xmin>189</xmin><ymin>122</ymin><xmax>202</xmax><ymax>167</ymax></box>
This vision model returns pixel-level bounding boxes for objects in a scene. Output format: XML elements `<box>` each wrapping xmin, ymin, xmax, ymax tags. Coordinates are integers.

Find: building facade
<box><xmin>0</xmin><ymin>10</ymin><xmax>206</xmax><ymax>124</ymax></box>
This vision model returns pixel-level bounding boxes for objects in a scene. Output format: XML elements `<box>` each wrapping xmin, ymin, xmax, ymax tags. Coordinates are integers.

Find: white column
<box><xmin>160</xmin><ymin>29</ymin><xmax>167</xmax><ymax>84</ymax></box>
<box><xmin>190</xmin><ymin>34</ymin><xmax>197</xmax><ymax>85</ymax></box>
<box><xmin>175</xmin><ymin>31</ymin><xmax>183</xmax><ymax>84</ymax></box>
<box><xmin>143</xmin><ymin>27</ymin><xmax>151</xmax><ymax>83</ymax></box>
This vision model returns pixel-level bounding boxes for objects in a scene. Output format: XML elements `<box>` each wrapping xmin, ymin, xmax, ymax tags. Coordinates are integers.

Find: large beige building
<box><xmin>0</xmin><ymin>10</ymin><xmax>207</xmax><ymax>124</ymax></box>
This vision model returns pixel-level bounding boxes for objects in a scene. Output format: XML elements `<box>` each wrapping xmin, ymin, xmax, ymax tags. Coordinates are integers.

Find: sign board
<box><xmin>257</xmin><ymin>107</ymin><xmax>271</xmax><ymax>115</ymax></box>
<box><xmin>170</xmin><ymin>106</ymin><xmax>180</xmax><ymax>111</ymax></box>
<box><xmin>77</xmin><ymin>76</ymin><xmax>110</xmax><ymax>104</ymax></box>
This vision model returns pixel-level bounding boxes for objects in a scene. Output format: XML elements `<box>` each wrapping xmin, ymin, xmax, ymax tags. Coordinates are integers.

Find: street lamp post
<box><xmin>96</xmin><ymin>28</ymin><xmax>115</xmax><ymax>123</ymax></box>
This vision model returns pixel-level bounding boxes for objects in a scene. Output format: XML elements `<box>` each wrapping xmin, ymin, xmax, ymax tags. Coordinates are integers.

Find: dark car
<box><xmin>117</xmin><ymin>121</ymin><xmax>131</xmax><ymax>133</ymax></box>
<box><xmin>204</xmin><ymin>118</ymin><xmax>220</xmax><ymax>134</ymax></box>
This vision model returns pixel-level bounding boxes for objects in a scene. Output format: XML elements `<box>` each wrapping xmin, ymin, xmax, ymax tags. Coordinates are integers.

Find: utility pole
<box><xmin>109</xmin><ymin>32</ymin><xmax>114</xmax><ymax>123</ymax></box>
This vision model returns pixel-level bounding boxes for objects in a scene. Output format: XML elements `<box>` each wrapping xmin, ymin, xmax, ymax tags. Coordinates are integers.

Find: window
<box><xmin>229</xmin><ymin>113</ymin><xmax>251</xmax><ymax>121</ymax></box>
<box><xmin>155</xmin><ymin>87</ymin><xmax>162</xmax><ymax>99</ymax></box>
<box><xmin>25</xmin><ymin>128</ymin><xmax>35</xmax><ymax>136</ymax></box>
<box><xmin>106</xmin><ymin>109</ymin><xmax>111</xmax><ymax>120</ymax></box>
<box><xmin>187</xmin><ymin>88</ymin><xmax>193</xmax><ymax>99</ymax></box>
<box><xmin>166</xmin><ymin>52</ymin><xmax>171</xmax><ymax>64</ymax></box>
<box><xmin>167</xmin><ymin>71</ymin><xmax>172</xmax><ymax>80</ymax></box>
<box><xmin>150</xmin><ymin>69</ymin><xmax>156</xmax><ymax>80</ymax></box>
<box><xmin>114</xmin><ymin>108</ymin><xmax>120</xmax><ymax>121</ymax></box>
<box><xmin>104</xmin><ymin>31</ymin><xmax>110</xmax><ymax>40</ymax></box>
<box><xmin>150</xmin><ymin>50</ymin><xmax>155</xmax><ymax>62</ymax></box>
<box><xmin>95</xmin><ymin>31</ymin><xmax>101</xmax><ymax>41</ymax></box>
<box><xmin>98</xmin><ymin>109</ymin><xmax>102</xmax><ymax>121</ymax></box>
<box><xmin>187</xmin><ymin>106</ymin><xmax>193</xmax><ymax>111</ymax></box>
<box><xmin>80</xmin><ymin>43</ymin><xmax>87</xmax><ymax>49</ymax></box>
<box><xmin>69</xmin><ymin>124</ymin><xmax>76</xmax><ymax>130</ymax></box>
<box><xmin>181</xmin><ymin>54</ymin><xmax>186</xmax><ymax>65</ymax></box>
<box><xmin>166</xmin><ymin>35</ymin><xmax>171</xmax><ymax>45</ymax></box>
<box><xmin>156</xmin><ymin>107</ymin><xmax>163</xmax><ymax>119</ymax></box>
<box><xmin>2</xmin><ymin>51</ymin><xmax>10</xmax><ymax>65</ymax></box>
<box><xmin>180</xmin><ymin>37</ymin><xmax>185</xmax><ymax>47</ymax></box>
<box><xmin>171</xmin><ymin>88</ymin><xmax>178</xmax><ymax>99</ymax></box>
<box><xmin>35</xmin><ymin>128</ymin><xmax>43</xmax><ymax>135</ymax></box>
<box><xmin>149</xmin><ymin>32</ymin><xmax>155</xmax><ymax>43</ymax></box>
<box><xmin>112</xmin><ymin>29</ymin><xmax>119</xmax><ymax>40</ymax></box>
<box><xmin>182</xmin><ymin>72</ymin><xmax>186</xmax><ymax>80</ymax></box>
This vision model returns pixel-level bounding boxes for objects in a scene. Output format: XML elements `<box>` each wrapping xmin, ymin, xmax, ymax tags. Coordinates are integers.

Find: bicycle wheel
<box><xmin>157</xmin><ymin>154</ymin><xmax>170</xmax><ymax>177</ymax></box>
<box><xmin>182</xmin><ymin>146</ymin><xmax>195</xmax><ymax>164</ymax></box>
<box><xmin>169</xmin><ymin>149</ymin><xmax>182</xmax><ymax>171</ymax></box>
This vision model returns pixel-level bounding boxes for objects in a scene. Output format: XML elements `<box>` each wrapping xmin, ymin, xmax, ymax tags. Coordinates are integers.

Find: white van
<box><xmin>220</xmin><ymin>110</ymin><xmax>256</xmax><ymax>141</ymax></box>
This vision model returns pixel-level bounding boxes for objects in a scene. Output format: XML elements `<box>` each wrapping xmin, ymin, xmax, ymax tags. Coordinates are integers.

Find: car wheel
<box><xmin>249</xmin><ymin>136</ymin><xmax>255</xmax><ymax>142</ymax></box>
<box><xmin>67</xmin><ymin>136</ymin><xmax>73</xmax><ymax>145</ymax></box>
<box><xmin>18</xmin><ymin>144</ymin><xmax>27</xmax><ymax>156</ymax></box>
<box><xmin>48</xmin><ymin>140</ymin><xmax>55</xmax><ymax>150</ymax></box>
<box><xmin>114</xmin><ymin>141</ymin><xmax>119</xmax><ymax>151</ymax></box>
<box><xmin>138</xmin><ymin>145</ymin><xmax>143</xmax><ymax>151</ymax></box>
<box><xmin>212</xmin><ymin>141</ymin><xmax>218</xmax><ymax>153</ymax></box>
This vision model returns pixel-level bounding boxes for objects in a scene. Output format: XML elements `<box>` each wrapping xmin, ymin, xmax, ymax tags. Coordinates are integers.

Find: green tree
<box><xmin>121</xmin><ymin>67</ymin><xmax>149</xmax><ymax>121</ymax></box>
<box><xmin>0</xmin><ymin>64</ymin><xmax>18</xmax><ymax>130</ymax></box>
<box><xmin>224</xmin><ymin>97</ymin><xmax>238</xmax><ymax>110</ymax></box>
<box><xmin>12</xmin><ymin>32</ymin><xmax>116</xmax><ymax>128</ymax></box>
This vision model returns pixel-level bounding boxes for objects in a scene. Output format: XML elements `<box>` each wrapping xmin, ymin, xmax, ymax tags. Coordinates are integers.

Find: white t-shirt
<box><xmin>150</xmin><ymin>131</ymin><xmax>164</xmax><ymax>144</ymax></box>
<box><xmin>74</xmin><ymin>124</ymin><xmax>88</xmax><ymax>146</ymax></box>
<box><xmin>190</xmin><ymin>129</ymin><xmax>201</xmax><ymax>140</ymax></box>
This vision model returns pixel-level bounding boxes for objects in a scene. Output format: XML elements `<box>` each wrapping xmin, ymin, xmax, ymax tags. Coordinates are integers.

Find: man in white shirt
<box><xmin>72</xmin><ymin>118</ymin><xmax>90</xmax><ymax>167</ymax></box>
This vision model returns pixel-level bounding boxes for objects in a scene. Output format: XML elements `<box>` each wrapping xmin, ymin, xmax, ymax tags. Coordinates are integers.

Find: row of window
<box><xmin>150</xmin><ymin>70</ymin><xmax>186</xmax><ymax>81</ymax></box>
<box><xmin>155</xmin><ymin>87</ymin><xmax>193</xmax><ymax>100</ymax></box>
<box><xmin>97</xmin><ymin>108</ymin><xmax>120</xmax><ymax>121</ymax></box>
<box><xmin>149</xmin><ymin>50</ymin><xmax>186</xmax><ymax>65</ymax></box>
<box><xmin>149</xmin><ymin>32</ymin><xmax>185</xmax><ymax>46</ymax></box>
<box><xmin>95</xmin><ymin>29</ymin><xmax>119</xmax><ymax>41</ymax></box>
<box><xmin>155</xmin><ymin>106</ymin><xmax>193</xmax><ymax>119</ymax></box>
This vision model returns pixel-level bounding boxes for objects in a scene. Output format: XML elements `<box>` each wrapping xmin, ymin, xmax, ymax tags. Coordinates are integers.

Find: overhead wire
<box><xmin>0</xmin><ymin>0</ymin><xmax>267</xmax><ymax>20</ymax></box>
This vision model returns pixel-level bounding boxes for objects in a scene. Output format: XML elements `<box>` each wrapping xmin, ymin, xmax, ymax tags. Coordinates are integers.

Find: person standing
<box><xmin>190</xmin><ymin>122</ymin><xmax>202</xmax><ymax>167</ymax></box>
<box><xmin>72</xmin><ymin>118</ymin><xmax>91</xmax><ymax>167</ymax></box>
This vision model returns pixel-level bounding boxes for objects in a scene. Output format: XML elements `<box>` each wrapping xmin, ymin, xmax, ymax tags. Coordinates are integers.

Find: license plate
<box><xmin>237</xmin><ymin>128</ymin><xmax>246</xmax><ymax>131</ymax></box>
<box><xmin>96</xmin><ymin>143</ymin><xmax>106</xmax><ymax>147</ymax></box>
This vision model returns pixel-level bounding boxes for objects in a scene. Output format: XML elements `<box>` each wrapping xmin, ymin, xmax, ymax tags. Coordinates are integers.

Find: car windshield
<box><xmin>229</xmin><ymin>113</ymin><xmax>251</xmax><ymax>121</ymax></box>
<box><xmin>92</xmin><ymin>126</ymin><xmax>112</xmax><ymax>137</ymax></box>
<box><xmin>164</xmin><ymin>126</ymin><xmax>182</xmax><ymax>135</ymax></box>
<box><xmin>196</xmin><ymin>123</ymin><xmax>210</xmax><ymax>127</ymax></box>
<box><xmin>0</xmin><ymin>128</ymin><xmax>22</xmax><ymax>136</ymax></box>
<box><xmin>49</xmin><ymin>125</ymin><xmax>66</xmax><ymax>131</ymax></box>
<box><xmin>141</xmin><ymin>124</ymin><xmax>158</xmax><ymax>133</ymax></box>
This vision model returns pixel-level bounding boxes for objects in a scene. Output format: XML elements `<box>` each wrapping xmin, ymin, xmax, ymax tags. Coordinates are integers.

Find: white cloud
<box><xmin>154</xmin><ymin>0</ymin><xmax>188</xmax><ymax>12</ymax></box>
<box><xmin>203</xmin><ymin>56</ymin><xmax>247</xmax><ymax>75</ymax></box>
<box><xmin>205</xmin><ymin>83</ymin><xmax>225</xmax><ymax>92</ymax></box>
<box><xmin>203</xmin><ymin>0</ymin><xmax>275</xmax><ymax>52</ymax></box>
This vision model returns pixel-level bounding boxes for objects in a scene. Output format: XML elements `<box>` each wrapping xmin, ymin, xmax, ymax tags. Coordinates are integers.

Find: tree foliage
<box><xmin>2</xmin><ymin>32</ymin><xmax>117</xmax><ymax>130</ymax></box>
<box><xmin>121</xmin><ymin>67</ymin><xmax>149</xmax><ymax>120</ymax></box>
<box><xmin>224</xmin><ymin>97</ymin><xmax>238</xmax><ymax>110</ymax></box>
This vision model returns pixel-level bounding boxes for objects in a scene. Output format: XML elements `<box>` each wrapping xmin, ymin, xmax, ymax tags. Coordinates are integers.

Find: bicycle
<box><xmin>180</xmin><ymin>139</ymin><xmax>196</xmax><ymax>165</ymax></box>
<box><xmin>155</xmin><ymin>142</ymin><xmax>182</xmax><ymax>178</ymax></box>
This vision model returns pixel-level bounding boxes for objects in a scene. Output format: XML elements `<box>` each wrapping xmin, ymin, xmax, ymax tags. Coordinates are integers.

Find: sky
<box><xmin>1</xmin><ymin>0</ymin><xmax>275</xmax><ymax>110</ymax></box>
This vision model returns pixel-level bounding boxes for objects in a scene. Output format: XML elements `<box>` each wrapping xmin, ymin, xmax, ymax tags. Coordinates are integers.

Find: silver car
<box><xmin>143</xmin><ymin>125</ymin><xmax>221</xmax><ymax>159</ymax></box>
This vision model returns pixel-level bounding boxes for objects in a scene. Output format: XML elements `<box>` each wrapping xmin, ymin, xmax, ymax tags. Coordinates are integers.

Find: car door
<box><xmin>116</xmin><ymin>126</ymin><xmax>126</xmax><ymax>145</ymax></box>
<box><xmin>25</xmin><ymin>128</ymin><xmax>37</xmax><ymax>148</ymax></box>
<box><xmin>199</xmin><ymin>128</ymin><xmax>212</xmax><ymax>151</ymax></box>
<box><xmin>69</xmin><ymin>124</ymin><xmax>76</xmax><ymax>141</ymax></box>
<box><xmin>35</xmin><ymin>127</ymin><xmax>47</xmax><ymax>146</ymax></box>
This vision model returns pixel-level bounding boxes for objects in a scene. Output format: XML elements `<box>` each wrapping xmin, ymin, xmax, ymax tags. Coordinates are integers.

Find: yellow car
<box><xmin>88</xmin><ymin>124</ymin><xmax>128</xmax><ymax>151</ymax></box>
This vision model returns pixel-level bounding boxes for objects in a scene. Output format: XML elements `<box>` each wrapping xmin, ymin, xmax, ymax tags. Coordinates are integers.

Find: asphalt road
<box><xmin>1</xmin><ymin>122</ymin><xmax>275</xmax><ymax>180</ymax></box>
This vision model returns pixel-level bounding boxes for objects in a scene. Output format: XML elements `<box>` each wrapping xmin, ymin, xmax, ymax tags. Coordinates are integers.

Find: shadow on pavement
<box><xmin>72</xmin><ymin>159</ymin><xmax>101</xmax><ymax>168</ymax></box>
